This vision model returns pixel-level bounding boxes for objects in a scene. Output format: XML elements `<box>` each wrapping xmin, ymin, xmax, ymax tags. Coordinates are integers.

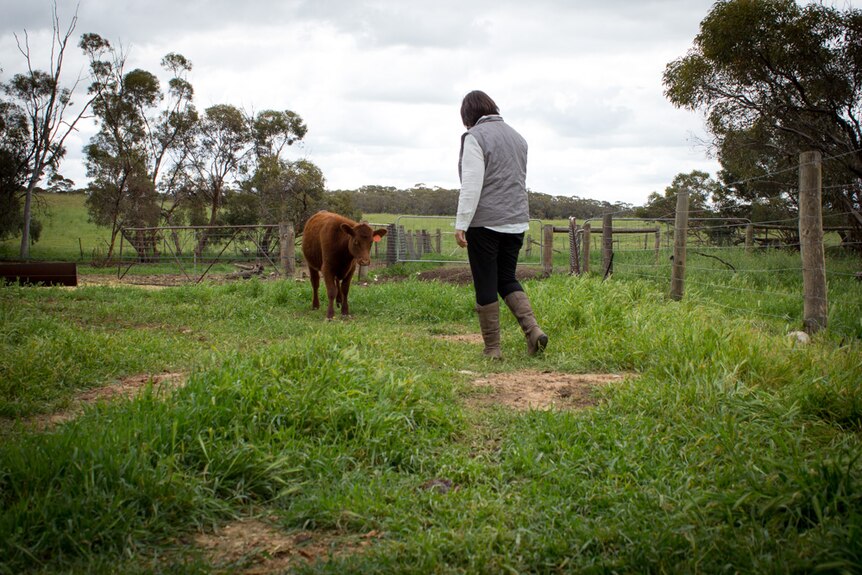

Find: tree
<box><xmin>663</xmin><ymin>0</ymin><xmax>862</xmax><ymax>246</ymax></box>
<box><xmin>80</xmin><ymin>34</ymin><xmax>197</xmax><ymax>261</ymax></box>
<box><xmin>635</xmin><ymin>171</ymin><xmax>715</xmax><ymax>221</ymax></box>
<box><xmin>348</xmin><ymin>185</ymin><xmax>400</xmax><ymax>214</ymax></box>
<box><xmin>0</xmin><ymin>99</ymin><xmax>31</xmax><ymax>240</ymax></box>
<box><xmin>149</xmin><ymin>53</ymin><xmax>198</xmax><ymax>227</ymax></box>
<box><xmin>256</xmin><ymin>157</ymin><xmax>327</xmax><ymax>231</ymax></box>
<box><xmin>2</xmin><ymin>3</ymin><xmax>94</xmax><ymax>258</ymax></box>
<box><xmin>633</xmin><ymin>171</ymin><xmax>747</xmax><ymax>244</ymax></box>
<box><xmin>252</xmin><ymin>109</ymin><xmax>307</xmax><ymax>160</ymax></box>
<box><xmin>188</xmin><ymin>104</ymin><xmax>252</xmax><ymax>255</ymax></box>
<box><xmin>710</xmin><ymin>121</ymin><xmax>804</xmax><ymax>230</ymax></box>
<box><xmin>220</xmin><ymin>107</ymin><xmax>313</xmax><ymax>253</ymax></box>
<box><xmin>248</xmin><ymin>108</ymin><xmax>310</xmax><ymax>221</ymax></box>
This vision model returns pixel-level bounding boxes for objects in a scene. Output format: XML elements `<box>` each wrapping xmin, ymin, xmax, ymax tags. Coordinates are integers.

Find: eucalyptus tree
<box><xmin>248</xmin><ymin>108</ymin><xmax>312</xmax><ymax>224</ymax></box>
<box><xmin>0</xmin><ymin>99</ymin><xmax>32</xmax><ymax>241</ymax></box>
<box><xmin>664</xmin><ymin>0</ymin><xmax>862</xmax><ymax>247</ymax></box>
<box><xmin>80</xmin><ymin>33</ymin><xmax>197</xmax><ymax>260</ymax></box>
<box><xmin>187</xmin><ymin>104</ymin><xmax>252</xmax><ymax>255</ymax></box>
<box><xmin>2</xmin><ymin>3</ymin><xmax>94</xmax><ymax>258</ymax></box>
<box><xmin>635</xmin><ymin>171</ymin><xmax>716</xmax><ymax>221</ymax></box>
<box><xmin>254</xmin><ymin>157</ymin><xmax>326</xmax><ymax>233</ymax></box>
<box><xmin>252</xmin><ymin>109</ymin><xmax>307</xmax><ymax>160</ymax></box>
<box><xmin>230</xmin><ymin>107</ymin><xmax>316</xmax><ymax>255</ymax></box>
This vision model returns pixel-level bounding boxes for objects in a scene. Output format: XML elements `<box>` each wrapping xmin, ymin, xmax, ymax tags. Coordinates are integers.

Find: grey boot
<box><xmin>476</xmin><ymin>301</ymin><xmax>502</xmax><ymax>360</ymax></box>
<box><xmin>504</xmin><ymin>291</ymin><xmax>548</xmax><ymax>356</ymax></box>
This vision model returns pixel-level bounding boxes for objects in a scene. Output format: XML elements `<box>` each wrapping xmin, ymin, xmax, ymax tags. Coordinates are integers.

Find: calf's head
<box><xmin>340</xmin><ymin>223</ymin><xmax>387</xmax><ymax>266</ymax></box>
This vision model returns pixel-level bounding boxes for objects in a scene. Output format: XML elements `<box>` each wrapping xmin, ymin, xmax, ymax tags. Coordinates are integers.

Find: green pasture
<box><xmin>0</xmin><ymin>193</ymin><xmax>106</xmax><ymax>262</ymax></box>
<box><xmin>1</xmin><ymin>267</ymin><xmax>861</xmax><ymax>573</ymax></box>
<box><xmin>3</xmin><ymin>195</ymin><xmax>861</xmax><ymax>340</ymax></box>
<box><xmin>1</xmin><ymin>197</ymin><xmax>861</xmax><ymax>572</ymax></box>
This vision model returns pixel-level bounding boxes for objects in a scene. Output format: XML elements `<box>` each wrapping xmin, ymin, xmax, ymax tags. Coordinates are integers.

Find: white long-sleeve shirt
<box><xmin>455</xmin><ymin>131</ymin><xmax>529</xmax><ymax>234</ymax></box>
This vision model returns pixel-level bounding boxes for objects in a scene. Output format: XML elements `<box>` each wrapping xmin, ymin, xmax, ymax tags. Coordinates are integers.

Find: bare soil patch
<box><xmin>79</xmin><ymin>273</ymin><xmax>239</xmax><ymax>288</ymax></box>
<box><xmin>435</xmin><ymin>333</ymin><xmax>484</xmax><ymax>344</ymax></box>
<box><xmin>78</xmin><ymin>271</ymin><xmax>284</xmax><ymax>288</ymax></box>
<box><xmin>78</xmin><ymin>274</ymin><xmax>184</xmax><ymax>288</ymax></box>
<box><xmin>19</xmin><ymin>372</ymin><xmax>185</xmax><ymax>431</ymax></box>
<box><xmin>193</xmin><ymin>519</ymin><xmax>380</xmax><ymax>574</ymax></box>
<box><xmin>466</xmin><ymin>370</ymin><xmax>628</xmax><ymax>411</ymax></box>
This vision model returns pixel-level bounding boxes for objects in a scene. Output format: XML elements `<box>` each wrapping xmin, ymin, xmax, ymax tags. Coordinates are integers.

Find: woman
<box><xmin>454</xmin><ymin>90</ymin><xmax>548</xmax><ymax>359</ymax></box>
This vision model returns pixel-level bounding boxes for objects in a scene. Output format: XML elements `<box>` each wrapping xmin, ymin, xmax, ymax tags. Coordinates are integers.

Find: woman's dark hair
<box><xmin>460</xmin><ymin>90</ymin><xmax>499</xmax><ymax>128</ymax></box>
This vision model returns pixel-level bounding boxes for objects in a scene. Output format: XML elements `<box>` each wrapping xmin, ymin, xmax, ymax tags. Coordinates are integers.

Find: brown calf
<box><xmin>301</xmin><ymin>211</ymin><xmax>387</xmax><ymax>319</ymax></box>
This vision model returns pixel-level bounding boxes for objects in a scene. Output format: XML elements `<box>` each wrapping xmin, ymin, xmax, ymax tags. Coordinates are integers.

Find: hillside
<box><xmin>0</xmin><ymin>193</ymin><xmax>109</xmax><ymax>262</ymax></box>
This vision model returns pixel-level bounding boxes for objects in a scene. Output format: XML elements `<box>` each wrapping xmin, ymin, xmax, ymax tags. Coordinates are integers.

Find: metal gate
<box><xmin>384</xmin><ymin>215</ymin><xmax>546</xmax><ymax>265</ymax></box>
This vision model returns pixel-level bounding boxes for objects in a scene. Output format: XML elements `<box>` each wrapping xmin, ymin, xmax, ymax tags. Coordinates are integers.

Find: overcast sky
<box><xmin>1</xmin><ymin>1</ymin><xmax>854</xmax><ymax>205</ymax></box>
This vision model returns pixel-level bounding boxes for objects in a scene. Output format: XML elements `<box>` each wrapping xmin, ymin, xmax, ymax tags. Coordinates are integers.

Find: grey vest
<box><xmin>458</xmin><ymin>115</ymin><xmax>529</xmax><ymax>228</ymax></box>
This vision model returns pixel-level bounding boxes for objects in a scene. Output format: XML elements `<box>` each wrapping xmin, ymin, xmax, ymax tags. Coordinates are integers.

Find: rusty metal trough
<box><xmin>0</xmin><ymin>262</ymin><xmax>77</xmax><ymax>286</ymax></box>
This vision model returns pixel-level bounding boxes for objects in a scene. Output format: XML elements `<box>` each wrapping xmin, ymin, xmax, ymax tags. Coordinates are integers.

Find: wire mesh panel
<box><xmin>387</xmin><ymin>215</ymin><xmax>546</xmax><ymax>265</ymax></box>
<box><xmin>118</xmin><ymin>225</ymin><xmax>287</xmax><ymax>283</ymax></box>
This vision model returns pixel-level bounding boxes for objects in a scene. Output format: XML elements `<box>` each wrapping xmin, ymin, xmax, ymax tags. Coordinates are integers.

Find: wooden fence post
<box><xmin>745</xmin><ymin>224</ymin><xmax>754</xmax><ymax>252</ymax></box>
<box><xmin>435</xmin><ymin>228</ymin><xmax>441</xmax><ymax>253</ymax></box>
<box><xmin>799</xmin><ymin>150</ymin><xmax>827</xmax><ymax>333</ymax></box>
<box><xmin>542</xmin><ymin>224</ymin><xmax>554</xmax><ymax>276</ymax></box>
<box><xmin>602</xmin><ymin>214</ymin><xmax>613</xmax><ymax>278</ymax></box>
<box><xmin>582</xmin><ymin>222</ymin><xmax>591</xmax><ymax>274</ymax></box>
<box><xmin>654</xmin><ymin>227</ymin><xmax>661</xmax><ymax>265</ymax></box>
<box><xmin>670</xmin><ymin>189</ymin><xmax>689</xmax><ymax>301</ymax></box>
<box><xmin>279</xmin><ymin>222</ymin><xmax>295</xmax><ymax>277</ymax></box>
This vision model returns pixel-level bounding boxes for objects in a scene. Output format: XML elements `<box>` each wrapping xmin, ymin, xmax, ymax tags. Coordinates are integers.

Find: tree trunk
<box><xmin>195</xmin><ymin>183</ymin><xmax>223</xmax><ymax>257</ymax></box>
<box><xmin>19</xmin><ymin>185</ymin><xmax>33</xmax><ymax>259</ymax></box>
<box><xmin>19</xmin><ymin>166</ymin><xmax>43</xmax><ymax>259</ymax></box>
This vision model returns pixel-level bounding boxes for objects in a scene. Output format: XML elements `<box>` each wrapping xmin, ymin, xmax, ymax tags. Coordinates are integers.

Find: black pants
<box><xmin>466</xmin><ymin>227</ymin><xmax>524</xmax><ymax>306</ymax></box>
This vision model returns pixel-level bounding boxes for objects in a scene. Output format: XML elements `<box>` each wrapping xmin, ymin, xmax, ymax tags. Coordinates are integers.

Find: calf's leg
<box><xmin>340</xmin><ymin>280</ymin><xmax>351</xmax><ymax>316</ymax></box>
<box><xmin>309</xmin><ymin>268</ymin><xmax>321</xmax><ymax>310</ymax></box>
<box><xmin>340</xmin><ymin>266</ymin><xmax>356</xmax><ymax>316</ymax></box>
<box><xmin>323</xmin><ymin>270</ymin><xmax>339</xmax><ymax>319</ymax></box>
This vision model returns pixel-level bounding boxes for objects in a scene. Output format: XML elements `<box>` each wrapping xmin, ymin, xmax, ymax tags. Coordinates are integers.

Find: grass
<box><xmin>1</xmin><ymin>272</ymin><xmax>861</xmax><ymax>573</ymax></box>
<box><xmin>0</xmin><ymin>193</ymin><xmax>109</xmax><ymax>262</ymax></box>
<box><xmin>2</xmin><ymin>194</ymin><xmax>861</xmax><ymax>572</ymax></box>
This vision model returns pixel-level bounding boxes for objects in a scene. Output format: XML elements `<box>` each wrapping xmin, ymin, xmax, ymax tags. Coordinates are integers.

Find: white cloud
<box><xmin>2</xmin><ymin>0</ymin><xmax>790</xmax><ymax>205</ymax></box>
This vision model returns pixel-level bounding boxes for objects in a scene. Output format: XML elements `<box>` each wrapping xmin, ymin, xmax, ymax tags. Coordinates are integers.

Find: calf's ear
<box><xmin>340</xmin><ymin>223</ymin><xmax>356</xmax><ymax>237</ymax></box>
<box><xmin>373</xmin><ymin>228</ymin><xmax>388</xmax><ymax>241</ymax></box>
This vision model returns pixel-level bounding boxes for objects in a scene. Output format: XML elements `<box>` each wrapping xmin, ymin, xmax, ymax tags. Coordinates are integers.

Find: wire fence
<box><xmin>112</xmin><ymin>151</ymin><xmax>861</xmax><ymax>338</ymax></box>
<box><xmin>374</xmin><ymin>216</ymin><xmax>547</xmax><ymax>266</ymax></box>
<box><xmin>567</xmin><ymin>216</ymin><xmax>860</xmax><ymax>340</ymax></box>
<box><xmin>115</xmin><ymin>214</ymin><xmax>860</xmax><ymax>339</ymax></box>
<box><xmin>118</xmin><ymin>224</ymin><xmax>289</xmax><ymax>283</ymax></box>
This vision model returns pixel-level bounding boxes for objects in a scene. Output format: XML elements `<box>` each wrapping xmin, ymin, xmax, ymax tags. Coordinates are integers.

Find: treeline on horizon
<box><xmin>44</xmin><ymin>183</ymin><xmax>636</xmax><ymax>222</ymax></box>
<box><xmin>330</xmin><ymin>184</ymin><xmax>634</xmax><ymax>220</ymax></box>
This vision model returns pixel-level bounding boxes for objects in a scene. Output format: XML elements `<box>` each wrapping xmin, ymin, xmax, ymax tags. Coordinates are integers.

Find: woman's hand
<box><xmin>455</xmin><ymin>229</ymin><xmax>467</xmax><ymax>248</ymax></box>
